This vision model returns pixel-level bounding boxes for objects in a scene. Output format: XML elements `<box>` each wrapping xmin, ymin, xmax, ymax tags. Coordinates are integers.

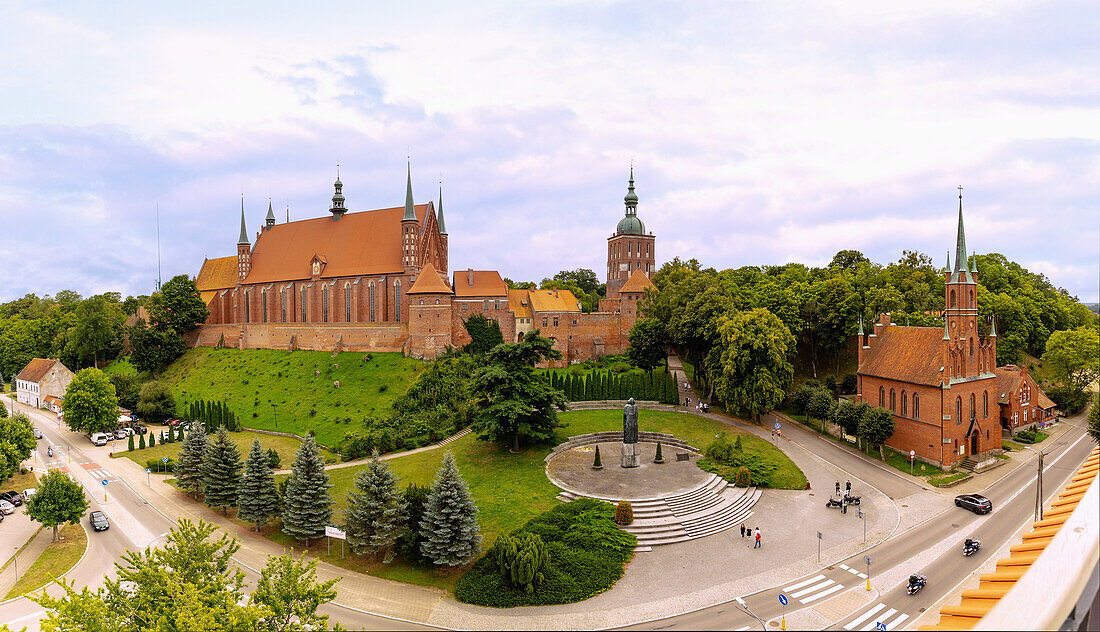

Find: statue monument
<box><xmin>621</xmin><ymin>397</ymin><xmax>640</xmax><ymax>468</ymax></box>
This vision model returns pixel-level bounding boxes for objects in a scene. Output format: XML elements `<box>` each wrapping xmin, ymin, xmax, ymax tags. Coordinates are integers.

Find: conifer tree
<box><xmin>343</xmin><ymin>458</ymin><xmax>407</xmax><ymax>562</ymax></box>
<box><xmin>167</xmin><ymin>424</ymin><xmax>175</xmax><ymax>443</ymax></box>
<box><xmin>148</xmin><ymin>431</ymin><xmax>156</xmax><ymax>447</ymax></box>
<box><xmin>420</xmin><ymin>452</ymin><xmax>481</xmax><ymax>566</ymax></box>
<box><xmin>238</xmin><ymin>440</ymin><xmax>280</xmax><ymax>531</ymax></box>
<box><xmin>282</xmin><ymin>436</ymin><xmax>334</xmax><ymax>546</ymax></box>
<box><xmin>138</xmin><ymin>433</ymin><xmax>146</xmax><ymax>449</ymax></box>
<box><xmin>128</xmin><ymin>433</ymin><xmax>135</xmax><ymax>451</ymax></box>
<box><xmin>176</xmin><ymin>423</ymin><xmax>208</xmax><ymax>497</ymax></box>
<box><xmin>202</xmin><ymin>427</ymin><xmax>242</xmax><ymax>514</ymax></box>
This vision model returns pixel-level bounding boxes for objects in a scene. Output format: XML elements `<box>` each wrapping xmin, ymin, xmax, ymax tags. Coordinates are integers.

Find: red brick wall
<box><xmin>606</xmin><ymin>234</ymin><xmax>655</xmax><ymax>298</ymax></box>
<box><xmin>408</xmin><ymin>293</ymin><xmax>452</xmax><ymax>359</ymax></box>
<box><xmin>195</xmin><ymin>322</ymin><xmax>408</xmax><ymax>352</ymax></box>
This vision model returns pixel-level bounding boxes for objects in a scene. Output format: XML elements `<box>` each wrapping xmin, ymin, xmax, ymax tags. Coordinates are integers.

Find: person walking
<box><xmin>754</xmin><ymin>528</ymin><xmax>762</xmax><ymax>549</ymax></box>
<box><xmin>740</xmin><ymin>523</ymin><xmax>746</xmax><ymax>538</ymax></box>
<box><xmin>835</xmin><ymin>481</ymin><xmax>841</xmax><ymax>496</ymax></box>
<box><xmin>845</xmin><ymin>480</ymin><xmax>852</xmax><ymax>495</ymax></box>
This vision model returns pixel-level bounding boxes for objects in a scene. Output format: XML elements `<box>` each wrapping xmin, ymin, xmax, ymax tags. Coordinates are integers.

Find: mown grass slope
<box><xmin>157</xmin><ymin>348</ymin><xmax>423</xmax><ymax>447</ymax></box>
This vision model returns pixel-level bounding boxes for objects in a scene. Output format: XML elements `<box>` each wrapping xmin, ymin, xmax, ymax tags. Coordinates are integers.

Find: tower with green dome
<box><xmin>606</xmin><ymin>166</ymin><xmax>655</xmax><ymax>298</ymax></box>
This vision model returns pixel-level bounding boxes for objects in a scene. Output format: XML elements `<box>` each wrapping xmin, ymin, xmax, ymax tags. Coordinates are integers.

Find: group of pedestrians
<box><xmin>740</xmin><ymin>523</ymin><xmax>762</xmax><ymax>548</ymax></box>
<box><xmin>834</xmin><ymin>479</ymin><xmax>853</xmax><ymax>498</ymax></box>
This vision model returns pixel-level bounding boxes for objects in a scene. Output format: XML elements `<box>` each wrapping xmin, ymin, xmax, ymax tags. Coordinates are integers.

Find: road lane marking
<box><xmin>736</xmin><ymin>627</ymin><xmax>750</xmax><ymax>631</ymax></box>
<box><xmin>844</xmin><ymin>603</ymin><xmax>886</xmax><ymax>630</ymax></box>
<box><xmin>2</xmin><ymin>610</ymin><xmax>46</xmax><ymax>626</ymax></box>
<box><xmin>839</xmin><ymin>563</ymin><xmax>850</xmax><ymax>570</ymax></box>
<box><xmin>735</xmin><ymin>597</ymin><xmax>746</xmax><ymax>606</ymax></box>
<box><xmin>800</xmin><ymin>582</ymin><xmax>845</xmax><ymax>604</ymax></box>
<box><xmin>884</xmin><ymin>612</ymin><xmax>909</xmax><ymax>630</ymax></box>
<box><xmin>861</xmin><ymin>607</ymin><xmax>896</xmax><ymax>631</ymax></box>
<box><xmin>847</xmin><ymin>568</ymin><xmax>860</xmax><ymax>575</ymax></box>
<box><xmin>783</xmin><ymin>574</ymin><xmax>826</xmax><ymax>592</ymax></box>
<box><xmin>789</xmin><ymin>579</ymin><xmax>834</xmax><ymax>599</ymax></box>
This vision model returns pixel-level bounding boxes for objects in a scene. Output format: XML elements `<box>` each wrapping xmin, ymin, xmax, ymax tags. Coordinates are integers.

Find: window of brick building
<box><xmin>553</xmin><ymin>317</ymin><xmax>559</xmax><ymax>327</ymax></box>
<box><xmin>369</xmin><ymin>283</ymin><xmax>376</xmax><ymax>322</ymax></box>
<box><xmin>983</xmin><ymin>392</ymin><xmax>988</xmax><ymax>418</ymax></box>
<box><xmin>281</xmin><ymin>289</ymin><xmax>287</xmax><ymax>323</ymax></box>
<box><xmin>969</xmin><ymin>394</ymin><xmax>975</xmax><ymax>421</ymax></box>
<box><xmin>969</xmin><ymin>337</ymin><xmax>973</xmax><ymax>356</ymax></box>
<box><xmin>913</xmin><ymin>394</ymin><xmax>920</xmax><ymax>420</ymax></box>
<box><xmin>322</xmin><ymin>286</ymin><xmax>329</xmax><ymax>323</ymax></box>
<box><xmin>495</xmin><ymin>300</ymin><xmax>500</xmax><ymax>310</ymax></box>
<box><xmin>542</xmin><ymin>317</ymin><xmax>548</xmax><ymax>327</ymax></box>
<box><xmin>572</xmin><ymin>319</ymin><xmax>577</xmax><ymax>326</ymax></box>
<box><xmin>245</xmin><ymin>291</ymin><xmax>250</xmax><ymax>323</ymax></box>
<box><xmin>301</xmin><ymin>287</ymin><xmax>307</xmax><ymax>322</ymax></box>
<box><xmin>901</xmin><ymin>392</ymin><xmax>908</xmax><ymax>417</ymax></box>
<box><xmin>395</xmin><ymin>281</ymin><xmax>402</xmax><ymax>322</ymax></box>
<box><xmin>462</xmin><ymin>302</ymin><xmax>467</xmax><ymax>310</ymax></box>
<box><xmin>262</xmin><ymin>290</ymin><xmax>268</xmax><ymax>323</ymax></box>
<box><xmin>345</xmin><ymin>285</ymin><xmax>351</xmax><ymax>322</ymax></box>
<box><xmin>950</xmin><ymin>290</ymin><xmax>956</xmax><ymax>307</ymax></box>
<box><xmin>879</xmin><ymin>387</ymin><xmax>885</xmax><ymax>407</ymax></box>
<box><xmin>956</xmin><ymin>397</ymin><xmax>962</xmax><ymax>424</ymax></box>
<box><xmin>890</xmin><ymin>389</ymin><xmax>896</xmax><ymax>411</ymax></box>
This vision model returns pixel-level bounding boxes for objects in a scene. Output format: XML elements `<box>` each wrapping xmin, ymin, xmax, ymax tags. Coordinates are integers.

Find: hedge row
<box><xmin>546</xmin><ymin>369</ymin><xmax>679</xmax><ymax>405</ymax></box>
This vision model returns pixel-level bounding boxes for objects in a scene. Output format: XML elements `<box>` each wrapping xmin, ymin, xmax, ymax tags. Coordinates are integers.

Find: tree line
<box><xmin>546</xmin><ymin>368</ymin><xmax>680</xmax><ymax>405</ymax></box>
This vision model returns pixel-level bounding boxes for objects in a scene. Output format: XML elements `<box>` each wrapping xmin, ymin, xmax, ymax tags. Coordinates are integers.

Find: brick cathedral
<box><xmin>856</xmin><ymin>192</ymin><xmax>1055</xmax><ymax>468</ymax></box>
<box><xmin>192</xmin><ymin>165</ymin><xmax>655</xmax><ymax>366</ymax></box>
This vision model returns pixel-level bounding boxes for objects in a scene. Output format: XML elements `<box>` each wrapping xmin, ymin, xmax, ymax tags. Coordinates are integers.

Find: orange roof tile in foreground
<box><xmin>243</xmin><ymin>204</ymin><xmax>428</xmax><ymax>284</ymax></box>
<box><xmin>406</xmin><ymin>262</ymin><xmax>451</xmax><ymax>295</ymax></box>
<box><xmin>528</xmin><ymin>288</ymin><xmax>582</xmax><ymax>313</ymax></box>
<box><xmin>508</xmin><ymin>289</ymin><xmax>532</xmax><ymax>318</ymax></box>
<box><xmin>452</xmin><ymin>269</ymin><xmax>507</xmax><ymax>297</ymax></box>
<box><xmin>618</xmin><ymin>268</ymin><xmax>656</xmax><ymax>294</ymax></box>
<box><xmin>859</xmin><ymin>326</ymin><xmax>948</xmax><ymax>386</ymax></box>
<box><xmin>196</xmin><ymin>256</ymin><xmax>238</xmax><ymax>291</ymax></box>
<box><xmin>918</xmin><ymin>447</ymin><xmax>1099</xmax><ymax>631</ymax></box>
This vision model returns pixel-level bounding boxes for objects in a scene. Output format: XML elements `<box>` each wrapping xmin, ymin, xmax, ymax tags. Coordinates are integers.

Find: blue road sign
<box><xmin>875</xmin><ymin>622</ymin><xmax>887</xmax><ymax>632</ymax></box>
<box><xmin>101</xmin><ymin>479</ymin><xmax>108</xmax><ymax>486</ymax></box>
<box><xmin>778</xmin><ymin>594</ymin><xmax>788</xmax><ymax>606</ymax></box>
<box><xmin>146</xmin><ymin>468</ymin><xmax>151</xmax><ymax>474</ymax></box>
<box><xmin>162</xmin><ymin>457</ymin><xmax>169</xmax><ymax>463</ymax></box>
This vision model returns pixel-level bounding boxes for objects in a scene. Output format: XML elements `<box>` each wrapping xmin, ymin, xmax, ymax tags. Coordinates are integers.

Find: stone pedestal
<box><xmin>620</xmin><ymin>442</ymin><xmax>640</xmax><ymax>468</ymax></box>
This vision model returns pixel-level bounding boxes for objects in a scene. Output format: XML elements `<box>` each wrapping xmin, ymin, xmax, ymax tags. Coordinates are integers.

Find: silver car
<box><xmin>0</xmin><ymin>500</ymin><xmax>14</xmax><ymax>515</ymax></box>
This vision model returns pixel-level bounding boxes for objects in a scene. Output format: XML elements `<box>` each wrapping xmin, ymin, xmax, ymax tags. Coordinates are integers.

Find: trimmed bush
<box><xmin>654</xmin><ymin>442</ymin><xmax>664</xmax><ymax>463</ymax></box>
<box><xmin>494</xmin><ymin>532</ymin><xmax>550</xmax><ymax>594</ymax></box>
<box><xmin>592</xmin><ymin>445</ymin><xmax>602</xmax><ymax>469</ymax></box>
<box><xmin>454</xmin><ymin>498</ymin><xmax>636</xmax><ymax>607</ymax></box>
<box><xmin>615</xmin><ymin>500</ymin><xmax>633</xmax><ymax>526</ymax></box>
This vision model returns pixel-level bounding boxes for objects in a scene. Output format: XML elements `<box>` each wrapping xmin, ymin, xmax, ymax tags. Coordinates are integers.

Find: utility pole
<box><xmin>1035</xmin><ymin>449</ymin><xmax>1044</xmax><ymax>522</ymax></box>
<box><xmin>156</xmin><ymin>203</ymin><xmax>162</xmax><ymax>291</ymax></box>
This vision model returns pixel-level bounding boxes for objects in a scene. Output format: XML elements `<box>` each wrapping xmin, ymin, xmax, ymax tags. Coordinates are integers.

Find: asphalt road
<box><xmin>1</xmin><ymin>402</ymin><xmax>435</xmax><ymax>632</ymax></box>
<box><xmin>618</xmin><ymin>419</ymin><xmax>1093</xmax><ymax>631</ymax></box>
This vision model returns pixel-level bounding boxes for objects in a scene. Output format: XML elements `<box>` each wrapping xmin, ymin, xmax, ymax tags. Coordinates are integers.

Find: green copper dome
<box><xmin>616</xmin><ymin>215</ymin><xmax>646</xmax><ymax>235</ymax></box>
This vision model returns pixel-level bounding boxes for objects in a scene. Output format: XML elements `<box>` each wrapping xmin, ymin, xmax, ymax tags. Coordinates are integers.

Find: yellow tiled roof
<box><xmin>528</xmin><ymin>288</ymin><xmax>581</xmax><ymax>313</ymax></box>
<box><xmin>918</xmin><ymin>447</ymin><xmax>1099</xmax><ymax>630</ymax></box>
<box><xmin>196</xmin><ymin>256</ymin><xmax>238</xmax><ymax>291</ymax></box>
<box><xmin>508</xmin><ymin>289</ymin><xmax>532</xmax><ymax>318</ymax></box>
<box><xmin>199</xmin><ymin>291</ymin><xmax>218</xmax><ymax>306</ymax></box>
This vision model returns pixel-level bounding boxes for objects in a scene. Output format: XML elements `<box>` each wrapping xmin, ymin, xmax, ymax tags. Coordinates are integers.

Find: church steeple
<box><xmin>237</xmin><ymin>197</ymin><xmax>249</xmax><ymax>245</ymax></box>
<box><xmin>265</xmin><ymin>199</ymin><xmax>276</xmax><ymax>231</ymax></box>
<box><xmin>437</xmin><ymin>184</ymin><xmax>447</xmax><ymax>235</ymax></box>
<box><xmin>953</xmin><ymin>186</ymin><xmax>967</xmax><ymax>275</ymax></box>
<box><xmin>330</xmin><ymin>166</ymin><xmax>346</xmax><ymax>221</ymax></box>
<box><xmin>403</xmin><ymin>162</ymin><xmax>417</xmax><ymax>221</ymax></box>
<box><xmin>624</xmin><ymin>165</ymin><xmax>638</xmax><ymax>214</ymax></box>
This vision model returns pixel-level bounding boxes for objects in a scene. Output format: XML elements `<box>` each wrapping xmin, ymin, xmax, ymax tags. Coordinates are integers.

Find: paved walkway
<box><xmin>0</xmin><ymin>526</ymin><xmax>50</xmax><ymax>599</ymax></box>
<box><xmin>272</xmin><ymin>427</ymin><xmax>473</xmax><ymax>475</ymax></box>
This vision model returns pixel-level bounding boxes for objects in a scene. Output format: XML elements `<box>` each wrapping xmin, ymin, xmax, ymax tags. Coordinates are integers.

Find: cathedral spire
<box><xmin>265</xmin><ymin>198</ymin><xmax>276</xmax><ymax>230</ymax></box>
<box><xmin>437</xmin><ymin>183</ymin><xmax>447</xmax><ymax>235</ymax></box>
<box><xmin>330</xmin><ymin>166</ymin><xmax>346</xmax><ymax>220</ymax></box>
<box><xmin>238</xmin><ymin>197</ymin><xmax>249</xmax><ymax>245</ymax></box>
<box><xmin>946</xmin><ymin>250</ymin><xmax>951</xmax><ymax>273</ymax></box>
<box><xmin>403</xmin><ymin>161</ymin><xmax>416</xmax><ymax>221</ymax></box>
<box><xmin>953</xmin><ymin>186</ymin><xmax>967</xmax><ymax>274</ymax></box>
<box><xmin>624</xmin><ymin>164</ymin><xmax>638</xmax><ymax>215</ymax></box>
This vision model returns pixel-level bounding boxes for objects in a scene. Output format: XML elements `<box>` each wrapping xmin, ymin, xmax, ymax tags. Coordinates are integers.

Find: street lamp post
<box><xmin>1021</xmin><ymin>445</ymin><xmax>1046</xmax><ymax>522</ymax></box>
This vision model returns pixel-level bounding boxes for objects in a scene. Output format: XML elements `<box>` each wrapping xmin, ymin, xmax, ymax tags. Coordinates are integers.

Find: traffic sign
<box><xmin>875</xmin><ymin>622</ymin><xmax>887</xmax><ymax>631</ymax></box>
<box><xmin>909</xmin><ymin>450</ymin><xmax>915</xmax><ymax>459</ymax></box>
<box><xmin>101</xmin><ymin>479</ymin><xmax>108</xmax><ymax>486</ymax></box>
<box><xmin>774</xmin><ymin>422</ymin><xmax>781</xmax><ymax>430</ymax></box>
<box><xmin>146</xmin><ymin>468</ymin><xmax>151</xmax><ymax>474</ymax></box>
<box><xmin>162</xmin><ymin>457</ymin><xmax>169</xmax><ymax>463</ymax></box>
<box><xmin>817</xmin><ymin>531</ymin><xmax>823</xmax><ymax>540</ymax></box>
<box><xmin>864</xmin><ymin>554</ymin><xmax>872</xmax><ymax>566</ymax></box>
<box><xmin>778</xmin><ymin>594</ymin><xmax>788</xmax><ymax>606</ymax></box>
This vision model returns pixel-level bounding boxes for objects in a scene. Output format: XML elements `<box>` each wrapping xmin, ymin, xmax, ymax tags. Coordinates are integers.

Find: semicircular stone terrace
<box><xmin>545</xmin><ymin>432</ymin><xmax>761</xmax><ymax>550</ymax></box>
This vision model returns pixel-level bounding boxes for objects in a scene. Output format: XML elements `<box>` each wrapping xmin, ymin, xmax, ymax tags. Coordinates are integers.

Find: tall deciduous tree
<box><xmin>711</xmin><ymin>308</ymin><xmax>796</xmax><ymax>422</ymax></box>
<box><xmin>146</xmin><ymin>274</ymin><xmax>210</xmax><ymax>333</ymax></box>
<box><xmin>627</xmin><ymin>317</ymin><xmax>667</xmax><ymax>371</ymax></box>
<box><xmin>25</xmin><ymin>469</ymin><xmax>90</xmax><ymax>541</ymax></box>
<box><xmin>108</xmin><ymin>373</ymin><xmax>141</xmax><ymax>410</ymax></box>
<box><xmin>807</xmin><ymin>388</ymin><xmax>837</xmax><ymax>433</ymax></box>
<box><xmin>252</xmin><ymin>554</ymin><xmax>340</xmax><ymax>632</ymax></box>
<box><xmin>177</xmin><ymin>423</ymin><xmax>209</xmax><ymax>497</ymax></box>
<box><xmin>1087</xmin><ymin>394</ymin><xmax>1099</xmax><ymax>446</ymax></box>
<box><xmin>282</xmin><ymin>436</ymin><xmax>334</xmax><ymax>546</ymax></box>
<box><xmin>470</xmin><ymin>331</ymin><xmax>568</xmax><ymax>452</ymax></box>
<box><xmin>343</xmin><ymin>457</ymin><xmax>408</xmax><ymax>562</ymax></box>
<box><xmin>1042</xmin><ymin>327</ymin><xmax>1100</xmax><ymax>394</ymax></box>
<box><xmin>127</xmin><ymin>319</ymin><xmax>187</xmax><ymax>375</ymax></box>
<box><xmin>202</xmin><ymin>427</ymin><xmax>242</xmax><ymax>514</ymax></box>
<box><xmin>238</xmin><ymin>440</ymin><xmax>281</xmax><ymax>531</ymax></box>
<box><xmin>62</xmin><ymin>368</ymin><xmax>119</xmax><ymax>434</ymax></box>
<box><xmin>136</xmin><ymin>380</ymin><xmax>176</xmax><ymax>423</ymax></box>
<box><xmin>832</xmin><ymin>400</ymin><xmax>868</xmax><ymax>441</ymax></box>
<box><xmin>419</xmin><ymin>452</ymin><xmax>481</xmax><ymax>566</ymax></box>
<box><xmin>859</xmin><ymin>406</ymin><xmax>896</xmax><ymax>460</ymax></box>
<box><xmin>462</xmin><ymin>314</ymin><xmax>504</xmax><ymax>355</ymax></box>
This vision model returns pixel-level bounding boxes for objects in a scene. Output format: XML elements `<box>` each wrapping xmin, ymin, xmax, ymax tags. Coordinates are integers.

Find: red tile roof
<box><xmin>196</xmin><ymin>256</ymin><xmax>238</xmax><ymax>291</ymax></box>
<box><xmin>619</xmin><ymin>269</ymin><xmax>656</xmax><ymax>294</ymax></box>
<box><xmin>16</xmin><ymin>358</ymin><xmax>61</xmax><ymax>384</ymax></box>
<box><xmin>452</xmin><ymin>269</ymin><xmax>507</xmax><ymax>297</ymax></box>
<box><xmin>528</xmin><ymin>289</ymin><xmax>582</xmax><ymax>313</ymax></box>
<box><xmin>243</xmin><ymin>204</ymin><xmax>428</xmax><ymax>284</ymax></box>
<box><xmin>508</xmin><ymin>289</ymin><xmax>532</xmax><ymax>318</ymax></box>
<box><xmin>406</xmin><ymin>263</ymin><xmax>451</xmax><ymax>295</ymax></box>
<box><xmin>859</xmin><ymin>326</ymin><xmax>946</xmax><ymax>386</ymax></box>
<box><xmin>995</xmin><ymin>367</ymin><xmax>1023</xmax><ymax>404</ymax></box>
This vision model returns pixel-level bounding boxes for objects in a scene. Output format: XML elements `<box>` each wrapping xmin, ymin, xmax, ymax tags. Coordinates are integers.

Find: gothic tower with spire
<box><xmin>606</xmin><ymin>166</ymin><xmax>656</xmax><ymax>299</ymax></box>
<box><xmin>941</xmin><ymin>188</ymin><xmax>996</xmax><ymax>381</ymax></box>
<box><xmin>437</xmin><ymin>184</ymin><xmax>448</xmax><ymax>275</ymax></box>
<box><xmin>330</xmin><ymin>171</ymin><xmax>346</xmax><ymax>221</ymax></box>
<box><xmin>401</xmin><ymin>162</ymin><xmax>420</xmax><ymax>272</ymax></box>
<box><xmin>237</xmin><ymin>198</ymin><xmax>251</xmax><ymax>282</ymax></box>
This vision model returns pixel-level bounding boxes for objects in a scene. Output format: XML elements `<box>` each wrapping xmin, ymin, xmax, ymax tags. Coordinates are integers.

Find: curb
<box><xmin>0</xmin><ymin>521</ymin><xmax>91</xmax><ymax>606</ymax></box>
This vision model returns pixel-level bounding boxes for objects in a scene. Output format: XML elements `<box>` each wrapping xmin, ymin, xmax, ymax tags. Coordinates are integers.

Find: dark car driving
<box><xmin>0</xmin><ymin>491</ymin><xmax>23</xmax><ymax>506</ymax></box>
<box><xmin>89</xmin><ymin>510</ymin><xmax>110</xmax><ymax>531</ymax></box>
<box><xmin>955</xmin><ymin>493</ymin><xmax>992</xmax><ymax>514</ymax></box>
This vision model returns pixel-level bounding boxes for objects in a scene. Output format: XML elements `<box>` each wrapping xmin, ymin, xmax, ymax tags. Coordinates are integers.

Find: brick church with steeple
<box><xmin>191</xmin><ymin>165</ymin><xmax>653</xmax><ymax>366</ymax></box>
<box><xmin>856</xmin><ymin>190</ymin><xmax>1055</xmax><ymax>469</ymax></box>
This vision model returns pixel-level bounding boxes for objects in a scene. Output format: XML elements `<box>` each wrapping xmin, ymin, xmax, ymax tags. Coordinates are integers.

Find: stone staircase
<box><xmin>957</xmin><ymin>455</ymin><xmax>1005</xmax><ymax>474</ymax></box>
<box><xmin>555</xmin><ymin>474</ymin><xmax>761</xmax><ymax>551</ymax></box>
<box><xmin>437</xmin><ymin>427</ymin><xmax>471</xmax><ymax>447</ymax></box>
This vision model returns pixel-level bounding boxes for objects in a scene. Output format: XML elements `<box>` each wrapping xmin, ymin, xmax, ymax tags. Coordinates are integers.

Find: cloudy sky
<box><xmin>1</xmin><ymin>0</ymin><xmax>1097</xmax><ymax>303</ymax></box>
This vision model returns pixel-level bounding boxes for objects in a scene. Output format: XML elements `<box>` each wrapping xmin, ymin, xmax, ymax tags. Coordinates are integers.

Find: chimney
<box><xmin>467</xmin><ymin>268</ymin><xmax>473</xmax><ymax>286</ymax></box>
<box><xmin>882</xmin><ymin>313</ymin><xmax>892</xmax><ymax>327</ymax></box>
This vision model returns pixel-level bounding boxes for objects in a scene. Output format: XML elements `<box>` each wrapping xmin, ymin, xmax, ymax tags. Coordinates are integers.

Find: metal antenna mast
<box><xmin>156</xmin><ymin>203</ymin><xmax>162</xmax><ymax>290</ymax></box>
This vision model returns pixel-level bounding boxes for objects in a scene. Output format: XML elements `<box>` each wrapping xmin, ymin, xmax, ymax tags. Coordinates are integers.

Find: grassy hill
<box><xmin>157</xmin><ymin>348</ymin><xmax>423</xmax><ymax>447</ymax></box>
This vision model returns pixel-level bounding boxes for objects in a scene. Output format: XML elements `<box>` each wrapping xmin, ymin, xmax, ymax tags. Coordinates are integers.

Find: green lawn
<box><xmin>4</xmin><ymin>522</ymin><xmax>87</xmax><ymax>599</ymax></box>
<box><xmin>112</xmin><ymin>429</ymin><xmax>333</xmax><ymax>470</ymax></box>
<box><xmin>1</xmin><ymin>469</ymin><xmax>39</xmax><ymax>494</ymax></box>
<box><xmin>929</xmin><ymin>472</ymin><xmax>969</xmax><ymax>487</ymax></box>
<box><xmin>102</xmin><ymin>357</ymin><xmax>139</xmax><ymax>378</ymax></box>
<box><xmin>256</xmin><ymin>408</ymin><xmax>805</xmax><ymax>591</ymax></box>
<box><xmin>155</xmin><ymin>348</ymin><xmax>423</xmax><ymax>447</ymax></box>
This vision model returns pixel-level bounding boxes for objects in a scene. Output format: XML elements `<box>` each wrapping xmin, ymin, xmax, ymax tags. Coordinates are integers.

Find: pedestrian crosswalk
<box><xmin>838</xmin><ymin>563</ymin><xmax>869</xmax><ymax>579</ymax></box>
<box><xmin>80</xmin><ymin>462</ymin><xmax>116</xmax><ymax>481</ymax></box>
<box><xmin>843</xmin><ymin>602</ymin><xmax>910</xmax><ymax>631</ymax></box>
<box><xmin>782</xmin><ymin>574</ymin><xmax>847</xmax><ymax>604</ymax></box>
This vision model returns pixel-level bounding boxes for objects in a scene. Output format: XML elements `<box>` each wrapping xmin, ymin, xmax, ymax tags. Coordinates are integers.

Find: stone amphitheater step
<box><xmin>682</xmin><ymin>488</ymin><xmax>762</xmax><ymax>539</ymax></box>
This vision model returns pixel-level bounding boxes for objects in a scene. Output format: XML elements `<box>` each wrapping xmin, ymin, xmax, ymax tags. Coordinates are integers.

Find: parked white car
<box><xmin>90</xmin><ymin>433</ymin><xmax>110</xmax><ymax>446</ymax></box>
<box><xmin>0</xmin><ymin>500</ymin><xmax>14</xmax><ymax>515</ymax></box>
<box><xmin>22</xmin><ymin>488</ymin><xmax>36</xmax><ymax>500</ymax></box>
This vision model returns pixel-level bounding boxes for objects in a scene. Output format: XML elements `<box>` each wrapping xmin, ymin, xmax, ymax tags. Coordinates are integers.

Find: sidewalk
<box><xmin>0</xmin><ymin>526</ymin><xmax>50</xmax><ymax>599</ymax></box>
